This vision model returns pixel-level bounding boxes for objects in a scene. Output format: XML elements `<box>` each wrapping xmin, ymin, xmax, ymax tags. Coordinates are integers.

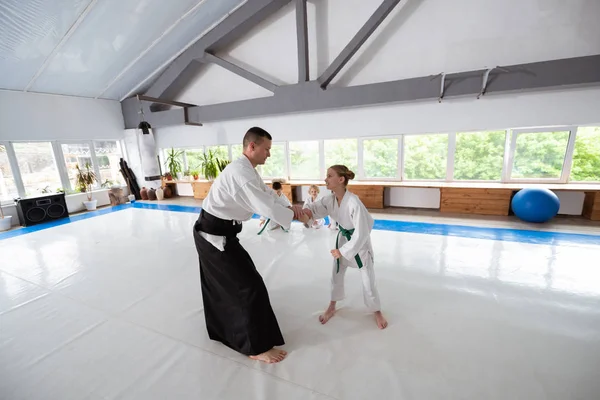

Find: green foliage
<box><xmin>216</xmin><ymin>158</ymin><xmax>230</xmax><ymax>172</ymax></box>
<box><xmin>512</xmin><ymin>131</ymin><xmax>569</xmax><ymax>179</ymax></box>
<box><xmin>75</xmin><ymin>162</ymin><xmax>98</xmax><ymax>201</ymax></box>
<box><xmin>454</xmin><ymin>131</ymin><xmax>505</xmax><ymax>180</ymax></box>
<box><xmin>262</xmin><ymin>144</ymin><xmax>286</xmax><ymax>177</ymax></box>
<box><xmin>325</xmin><ymin>139</ymin><xmax>358</xmax><ymax>174</ymax></box>
<box><xmin>364</xmin><ymin>138</ymin><xmax>398</xmax><ymax>178</ymax></box>
<box><xmin>185</xmin><ymin>149</ymin><xmax>204</xmax><ymax>171</ymax></box>
<box><xmin>206</xmin><ymin>146</ymin><xmax>229</xmax><ymax>162</ymax></box>
<box><xmin>200</xmin><ymin>150</ymin><xmax>219</xmax><ymax>180</ymax></box>
<box><xmin>404</xmin><ymin>134</ymin><xmax>448</xmax><ymax>180</ymax></box>
<box><xmin>290</xmin><ymin>141</ymin><xmax>319</xmax><ymax>178</ymax></box>
<box><xmin>165</xmin><ymin>148</ymin><xmax>184</xmax><ymax>176</ymax></box>
<box><xmin>571</xmin><ymin>127</ymin><xmax>600</xmax><ymax>181</ymax></box>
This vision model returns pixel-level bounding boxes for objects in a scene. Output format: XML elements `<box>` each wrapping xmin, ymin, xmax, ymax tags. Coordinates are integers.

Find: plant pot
<box><xmin>83</xmin><ymin>199</ymin><xmax>97</xmax><ymax>211</ymax></box>
<box><xmin>156</xmin><ymin>187</ymin><xmax>164</xmax><ymax>200</ymax></box>
<box><xmin>193</xmin><ymin>175</ymin><xmax>199</xmax><ymax>180</ymax></box>
<box><xmin>0</xmin><ymin>216</ymin><xmax>12</xmax><ymax>232</ymax></box>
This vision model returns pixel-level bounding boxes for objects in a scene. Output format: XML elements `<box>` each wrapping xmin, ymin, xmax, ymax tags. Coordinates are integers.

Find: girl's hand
<box><xmin>331</xmin><ymin>249</ymin><xmax>341</xmax><ymax>259</ymax></box>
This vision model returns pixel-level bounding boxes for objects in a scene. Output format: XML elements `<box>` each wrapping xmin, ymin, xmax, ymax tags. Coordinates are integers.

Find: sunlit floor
<box><xmin>1</xmin><ymin>204</ymin><xmax>600</xmax><ymax>400</ymax></box>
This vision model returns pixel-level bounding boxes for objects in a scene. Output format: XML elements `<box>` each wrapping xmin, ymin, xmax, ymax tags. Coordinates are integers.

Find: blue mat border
<box><xmin>1</xmin><ymin>202</ymin><xmax>599</xmax><ymax>247</ymax></box>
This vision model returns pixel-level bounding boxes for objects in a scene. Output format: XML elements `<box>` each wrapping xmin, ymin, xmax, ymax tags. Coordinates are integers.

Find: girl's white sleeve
<box><xmin>304</xmin><ymin>196</ymin><xmax>330</xmax><ymax>220</ymax></box>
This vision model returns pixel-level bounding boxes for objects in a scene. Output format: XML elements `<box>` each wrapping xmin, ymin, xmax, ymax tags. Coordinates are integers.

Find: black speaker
<box><xmin>16</xmin><ymin>193</ymin><xmax>69</xmax><ymax>227</ymax></box>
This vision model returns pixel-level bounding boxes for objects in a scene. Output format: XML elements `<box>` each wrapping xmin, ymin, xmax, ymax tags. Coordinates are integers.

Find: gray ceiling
<box><xmin>0</xmin><ymin>0</ymin><xmax>244</xmax><ymax>100</ymax></box>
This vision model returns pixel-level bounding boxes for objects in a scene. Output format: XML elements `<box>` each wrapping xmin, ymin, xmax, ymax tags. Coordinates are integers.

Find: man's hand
<box><xmin>289</xmin><ymin>205</ymin><xmax>308</xmax><ymax>220</ymax></box>
<box><xmin>331</xmin><ymin>249</ymin><xmax>342</xmax><ymax>259</ymax></box>
<box><xmin>298</xmin><ymin>212</ymin><xmax>310</xmax><ymax>224</ymax></box>
<box><xmin>259</xmin><ymin>219</ymin><xmax>265</xmax><ymax>227</ymax></box>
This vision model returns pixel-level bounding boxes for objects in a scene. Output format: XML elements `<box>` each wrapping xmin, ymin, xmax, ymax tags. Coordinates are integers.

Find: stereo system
<box><xmin>15</xmin><ymin>193</ymin><xmax>69</xmax><ymax>227</ymax></box>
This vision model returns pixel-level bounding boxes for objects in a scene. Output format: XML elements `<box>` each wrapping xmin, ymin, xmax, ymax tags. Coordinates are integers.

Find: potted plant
<box><xmin>75</xmin><ymin>162</ymin><xmax>99</xmax><ymax>211</ymax></box>
<box><xmin>190</xmin><ymin>169</ymin><xmax>200</xmax><ymax>180</ymax></box>
<box><xmin>165</xmin><ymin>148</ymin><xmax>183</xmax><ymax>180</ymax></box>
<box><xmin>0</xmin><ymin>201</ymin><xmax>12</xmax><ymax>232</ymax></box>
<box><xmin>216</xmin><ymin>158</ymin><xmax>231</xmax><ymax>172</ymax></box>
<box><xmin>200</xmin><ymin>150</ymin><xmax>218</xmax><ymax>181</ymax></box>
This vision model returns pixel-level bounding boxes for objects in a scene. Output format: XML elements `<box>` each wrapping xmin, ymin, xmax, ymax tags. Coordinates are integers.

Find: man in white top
<box><xmin>193</xmin><ymin>127</ymin><xmax>305</xmax><ymax>364</ymax></box>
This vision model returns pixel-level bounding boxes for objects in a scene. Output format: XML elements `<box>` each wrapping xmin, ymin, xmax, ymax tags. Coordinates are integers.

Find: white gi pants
<box><xmin>330</xmin><ymin>255</ymin><xmax>381</xmax><ymax>312</ymax></box>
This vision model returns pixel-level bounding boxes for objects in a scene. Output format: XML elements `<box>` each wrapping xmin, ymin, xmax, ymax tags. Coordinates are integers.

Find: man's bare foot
<box><xmin>374</xmin><ymin>311</ymin><xmax>388</xmax><ymax>329</ymax></box>
<box><xmin>249</xmin><ymin>348</ymin><xmax>288</xmax><ymax>364</ymax></box>
<box><xmin>319</xmin><ymin>302</ymin><xmax>337</xmax><ymax>324</ymax></box>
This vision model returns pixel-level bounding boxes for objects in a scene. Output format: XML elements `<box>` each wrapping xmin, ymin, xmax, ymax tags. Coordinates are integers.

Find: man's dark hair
<box><xmin>272</xmin><ymin>181</ymin><xmax>282</xmax><ymax>190</ymax></box>
<box><xmin>243</xmin><ymin>127</ymin><xmax>272</xmax><ymax>148</ymax></box>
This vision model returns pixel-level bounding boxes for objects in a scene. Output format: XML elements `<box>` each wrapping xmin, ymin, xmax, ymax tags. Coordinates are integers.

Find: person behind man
<box><xmin>192</xmin><ymin>127</ymin><xmax>305</xmax><ymax>364</ymax></box>
<box><xmin>259</xmin><ymin>181</ymin><xmax>292</xmax><ymax>231</ymax></box>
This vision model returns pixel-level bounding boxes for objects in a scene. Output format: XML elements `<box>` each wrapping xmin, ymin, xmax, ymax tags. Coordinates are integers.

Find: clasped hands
<box><xmin>289</xmin><ymin>205</ymin><xmax>312</xmax><ymax>223</ymax></box>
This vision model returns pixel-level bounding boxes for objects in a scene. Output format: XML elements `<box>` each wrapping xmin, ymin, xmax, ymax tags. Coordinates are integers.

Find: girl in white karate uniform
<box><xmin>301</xmin><ymin>165</ymin><xmax>387</xmax><ymax>329</ymax></box>
<box><xmin>302</xmin><ymin>185</ymin><xmax>325</xmax><ymax>228</ymax></box>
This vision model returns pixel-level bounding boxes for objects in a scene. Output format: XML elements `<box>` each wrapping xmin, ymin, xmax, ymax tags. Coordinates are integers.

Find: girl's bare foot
<box><xmin>249</xmin><ymin>348</ymin><xmax>288</xmax><ymax>363</ymax></box>
<box><xmin>319</xmin><ymin>301</ymin><xmax>337</xmax><ymax>324</ymax></box>
<box><xmin>374</xmin><ymin>311</ymin><xmax>388</xmax><ymax>329</ymax></box>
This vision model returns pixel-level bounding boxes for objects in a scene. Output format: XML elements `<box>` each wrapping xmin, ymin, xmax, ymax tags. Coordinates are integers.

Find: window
<box><xmin>324</xmin><ymin>139</ymin><xmax>357</xmax><ymax>174</ymax></box>
<box><xmin>184</xmin><ymin>148</ymin><xmax>204</xmax><ymax>171</ymax></box>
<box><xmin>13</xmin><ymin>142</ymin><xmax>62</xmax><ymax>196</ymax></box>
<box><xmin>510</xmin><ymin>130</ymin><xmax>569</xmax><ymax>179</ymax></box>
<box><xmin>454</xmin><ymin>131</ymin><xmax>505</xmax><ymax>180</ymax></box>
<box><xmin>94</xmin><ymin>141</ymin><xmax>124</xmax><ymax>186</ymax></box>
<box><xmin>231</xmin><ymin>144</ymin><xmax>243</xmax><ymax>160</ymax></box>
<box><xmin>262</xmin><ymin>143</ymin><xmax>286</xmax><ymax>178</ymax></box>
<box><xmin>570</xmin><ymin>127</ymin><xmax>600</xmax><ymax>182</ymax></box>
<box><xmin>206</xmin><ymin>145</ymin><xmax>229</xmax><ymax>161</ymax></box>
<box><xmin>363</xmin><ymin>138</ymin><xmax>398</xmax><ymax>178</ymax></box>
<box><xmin>61</xmin><ymin>143</ymin><xmax>93</xmax><ymax>191</ymax></box>
<box><xmin>289</xmin><ymin>141</ymin><xmax>320</xmax><ymax>179</ymax></box>
<box><xmin>0</xmin><ymin>145</ymin><xmax>18</xmax><ymax>201</ymax></box>
<box><xmin>403</xmin><ymin>134</ymin><xmax>448</xmax><ymax>180</ymax></box>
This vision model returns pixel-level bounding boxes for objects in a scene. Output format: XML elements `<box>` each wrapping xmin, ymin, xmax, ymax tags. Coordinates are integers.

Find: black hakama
<box><xmin>193</xmin><ymin>210</ymin><xmax>285</xmax><ymax>355</ymax></box>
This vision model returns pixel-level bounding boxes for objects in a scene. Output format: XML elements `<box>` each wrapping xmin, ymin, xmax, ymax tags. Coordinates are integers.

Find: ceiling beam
<box><xmin>318</xmin><ymin>0</ymin><xmax>402</xmax><ymax>89</ymax></box>
<box><xmin>24</xmin><ymin>0</ymin><xmax>99</xmax><ymax>91</ymax></box>
<box><xmin>142</xmin><ymin>0</ymin><xmax>292</xmax><ymax>101</ymax></box>
<box><xmin>137</xmin><ymin>95</ymin><xmax>197</xmax><ymax>108</ymax></box>
<box><xmin>295</xmin><ymin>0</ymin><xmax>309</xmax><ymax>82</ymax></box>
<box><xmin>120</xmin><ymin>55</ymin><xmax>600</xmax><ymax>129</ymax></box>
<box><xmin>202</xmin><ymin>52</ymin><xmax>278</xmax><ymax>92</ymax></box>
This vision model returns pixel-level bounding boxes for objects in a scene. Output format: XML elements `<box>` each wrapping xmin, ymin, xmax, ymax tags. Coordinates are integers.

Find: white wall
<box><xmin>155</xmin><ymin>87</ymin><xmax>600</xmax><ymax>148</ymax></box>
<box><xmin>0</xmin><ymin>91</ymin><xmax>125</xmax><ymax>141</ymax></box>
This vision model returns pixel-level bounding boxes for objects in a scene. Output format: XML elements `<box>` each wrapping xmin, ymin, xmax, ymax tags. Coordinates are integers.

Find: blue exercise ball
<box><xmin>511</xmin><ymin>188</ymin><xmax>560</xmax><ymax>223</ymax></box>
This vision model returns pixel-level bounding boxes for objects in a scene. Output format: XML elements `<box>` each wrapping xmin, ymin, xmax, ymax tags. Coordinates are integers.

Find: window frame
<box><xmin>358</xmin><ymin>135</ymin><xmax>402</xmax><ymax>181</ymax></box>
<box><xmin>401</xmin><ymin>132</ymin><xmax>450</xmax><ymax>182</ymax></box>
<box><xmin>11</xmin><ymin>140</ymin><xmax>66</xmax><ymax>197</ymax></box>
<box><xmin>568</xmin><ymin>125</ymin><xmax>600</xmax><ymax>184</ymax></box>
<box><xmin>261</xmin><ymin>141</ymin><xmax>288</xmax><ymax>179</ymax></box>
<box><xmin>57</xmin><ymin>140</ymin><xmax>102</xmax><ymax>191</ymax></box>
<box><xmin>451</xmin><ymin>129</ymin><xmax>508</xmax><ymax>183</ymax></box>
<box><xmin>0</xmin><ymin>141</ymin><xmax>23</xmax><ymax>203</ymax></box>
<box><xmin>288</xmin><ymin>139</ymin><xmax>322</xmax><ymax>180</ymax></box>
<box><xmin>504</xmin><ymin>126</ymin><xmax>577</xmax><ymax>184</ymax></box>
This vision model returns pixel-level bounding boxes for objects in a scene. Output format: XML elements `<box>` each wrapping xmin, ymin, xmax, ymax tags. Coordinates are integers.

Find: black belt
<box><xmin>195</xmin><ymin>209</ymin><xmax>243</xmax><ymax>237</ymax></box>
